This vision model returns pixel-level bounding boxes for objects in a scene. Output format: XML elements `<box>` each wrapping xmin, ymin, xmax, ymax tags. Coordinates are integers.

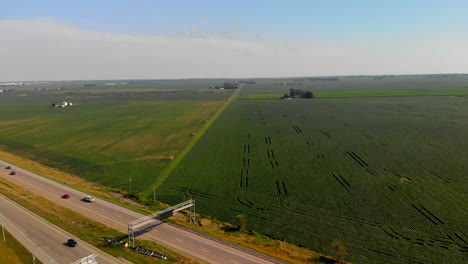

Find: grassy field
<box><xmin>0</xmin><ymin>101</ymin><xmax>223</xmax><ymax>192</ymax></box>
<box><xmin>157</xmin><ymin>93</ymin><xmax>468</xmax><ymax>263</ymax></box>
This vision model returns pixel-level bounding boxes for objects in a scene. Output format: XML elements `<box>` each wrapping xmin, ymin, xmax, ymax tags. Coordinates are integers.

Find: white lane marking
<box><xmin>201</xmin><ymin>248</ymin><xmax>209</xmax><ymax>252</ymax></box>
<box><xmin>176</xmin><ymin>238</ymin><xmax>183</xmax><ymax>242</ymax></box>
<box><xmin>230</xmin><ymin>261</ymin><xmax>239</xmax><ymax>264</ymax></box>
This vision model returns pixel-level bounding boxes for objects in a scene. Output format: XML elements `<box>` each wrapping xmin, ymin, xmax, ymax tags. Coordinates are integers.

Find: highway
<box><xmin>0</xmin><ymin>194</ymin><xmax>124</xmax><ymax>264</ymax></box>
<box><xmin>0</xmin><ymin>160</ymin><xmax>283</xmax><ymax>264</ymax></box>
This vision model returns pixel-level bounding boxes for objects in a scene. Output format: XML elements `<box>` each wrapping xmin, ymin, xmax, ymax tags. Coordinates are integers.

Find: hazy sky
<box><xmin>1</xmin><ymin>0</ymin><xmax>468</xmax><ymax>81</ymax></box>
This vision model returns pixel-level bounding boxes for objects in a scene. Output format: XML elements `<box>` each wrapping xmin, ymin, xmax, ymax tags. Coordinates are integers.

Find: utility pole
<box><xmin>129</xmin><ymin>176</ymin><xmax>132</xmax><ymax>193</ymax></box>
<box><xmin>1</xmin><ymin>204</ymin><xmax>6</xmax><ymax>243</ymax></box>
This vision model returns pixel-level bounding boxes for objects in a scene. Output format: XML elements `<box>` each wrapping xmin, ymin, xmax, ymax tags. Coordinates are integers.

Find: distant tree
<box><xmin>288</xmin><ymin>88</ymin><xmax>314</xmax><ymax>99</ymax></box>
<box><xmin>51</xmin><ymin>103</ymin><xmax>55</xmax><ymax>107</ymax></box>
<box><xmin>235</xmin><ymin>215</ymin><xmax>246</xmax><ymax>232</ymax></box>
<box><xmin>303</xmin><ymin>91</ymin><xmax>314</xmax><ymax>98</ymax></box>
<box><xmin>331</xmin><ymin>241</ymin><xmax>348</xmax><ymax>263</ymax></box>
<box><xmin>289</xmin><ymin>88</ymin><xmax>297</xmax><ymax>97</ymax></box>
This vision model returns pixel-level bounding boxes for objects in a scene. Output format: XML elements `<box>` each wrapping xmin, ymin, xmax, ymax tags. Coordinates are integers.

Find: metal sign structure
<box><xmin>128</xmin><ymin>199</ymin><xmax>195</xmax><ymax>248</ymax></box>
<box><xmin>69</xmin><ymin>254</ymin><xmax>97</xmax><ymax>264</ymax></box>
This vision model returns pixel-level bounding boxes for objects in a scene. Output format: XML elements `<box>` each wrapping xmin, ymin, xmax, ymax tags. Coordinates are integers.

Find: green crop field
<box><xmin>157</xmin><ymin>77</ymin><xmax>468</xmax><ymax>263</ymax></box>
<box><xmin>0</xmin><ymin>79</ymin><xmax>233</xmax><ymax>104</ymax></box>
<box><xmin>0</xmin><ymin>80</ymin><xmax>228</xmax><ymax>191</ymax></box>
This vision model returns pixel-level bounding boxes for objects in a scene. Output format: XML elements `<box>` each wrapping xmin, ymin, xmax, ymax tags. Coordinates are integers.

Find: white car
<box><xmin>82</xmin><ymin>196</ymin><xmax>95</xmax><ymax>203</ymax></box>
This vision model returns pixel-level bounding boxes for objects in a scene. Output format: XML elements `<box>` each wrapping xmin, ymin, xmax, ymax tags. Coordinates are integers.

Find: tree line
<box><xmin>281</xmin><ymin>88</ymin><xmax>314</xmax><ymax>99</ymax></box>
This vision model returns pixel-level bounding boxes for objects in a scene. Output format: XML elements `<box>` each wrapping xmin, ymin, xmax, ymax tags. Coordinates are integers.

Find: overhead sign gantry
<box><xmin>127</xmin><ymin>199</ymin><xmax>195</xmax><ymax>248</ymax></box>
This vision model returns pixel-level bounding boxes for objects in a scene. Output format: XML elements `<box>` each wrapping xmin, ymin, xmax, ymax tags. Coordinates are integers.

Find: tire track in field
<box><xmin>238</xmin><ymin>132</ymin><xmax>253</xmax><ymax>207</ymax></box>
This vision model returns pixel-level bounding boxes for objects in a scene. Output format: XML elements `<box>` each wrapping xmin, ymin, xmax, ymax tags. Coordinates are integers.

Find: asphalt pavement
<box><xmin>0</xmin><ymin>193</ymin><xmax>124</xmax><ymax>264</ymax></box>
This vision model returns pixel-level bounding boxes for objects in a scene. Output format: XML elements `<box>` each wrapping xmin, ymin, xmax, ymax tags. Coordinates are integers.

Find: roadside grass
<box><xmin>0</xmin><ymin>176</ymin><xmax>205</xmax><ymax>264</ymax></box>
<box><xmin>0</xmin><ymin>226</ymin><xmax>42</xmax><ymax>264</ymax></box>
<box><xmin>169</xmin><ymin>213</ymin><xmax>339</xmax><ymax>264</ymax></box>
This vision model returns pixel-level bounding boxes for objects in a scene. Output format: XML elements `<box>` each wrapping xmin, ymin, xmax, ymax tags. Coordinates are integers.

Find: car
<box><xmin>82</xmin><ymin>196</ymin><xmax>95</xmax><ymax>202</ymax></box>
<box><xmin>62</xmin><ymin>194</ymin><xmax>71</xmax><ymax>199</ymax></box>
<box><xmin>9</xmin><ymin>171</ymin><xmax>16</xmax><ymax>175</ymax></box>
<box><xmin>67</xmin><ymin>239</ymin><xmax>77</xmax><ymax>247</ymax></box>
<box><xmin>6</xmin><ymin>166</ymin><xmax>12</xmax><ymax>169</ymax></box>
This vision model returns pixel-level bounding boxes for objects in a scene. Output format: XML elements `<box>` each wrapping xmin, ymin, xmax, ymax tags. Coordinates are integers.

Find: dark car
<box><xmin>62</xmin><ymin>194</ymin><xmax>71</xmax><ymax>199</ymax></box>
<box><xmin>6</xmin><ymin>166</ymin><xmax>12</xmax><ymax>169</ymax></box>
<box><xmin>67</xmin><ymin>239</ymin><xmax>77</xmax><ymax>247</ymax></box>
<box><xmin>10</xmin><ymin>171</ymin><xmax>16</xmax><ymax>175</ymax></box>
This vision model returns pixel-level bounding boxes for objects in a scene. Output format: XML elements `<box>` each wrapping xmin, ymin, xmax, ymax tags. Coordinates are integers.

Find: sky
<box><xmin>1</xmin><ymin>0</ymin><xmax>468</xmax><ymax>81</ymax></box>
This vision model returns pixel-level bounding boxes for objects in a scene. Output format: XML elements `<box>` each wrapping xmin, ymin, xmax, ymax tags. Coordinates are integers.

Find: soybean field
<box><xmin>158</xmin><ymin>81</ymin><xmax>468</xmax><ymax>264</ymax></box>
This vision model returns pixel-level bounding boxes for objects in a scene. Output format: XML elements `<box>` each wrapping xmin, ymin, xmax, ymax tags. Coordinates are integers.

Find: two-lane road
<box><xmin>0</xmin><ymin>160</ymin><xmax>283</xmax><ymax>264</ymax></box>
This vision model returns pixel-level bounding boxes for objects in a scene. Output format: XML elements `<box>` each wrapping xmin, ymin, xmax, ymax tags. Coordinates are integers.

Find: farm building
<box><xmin>52</xmin><ymin>101</ymin><xmax>73</xmax><ymax>107</ymax></box>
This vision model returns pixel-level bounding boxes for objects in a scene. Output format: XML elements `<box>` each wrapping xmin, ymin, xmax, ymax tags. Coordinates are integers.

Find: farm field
<box><xmin>239</xmin><ymin>89</ymin><xmax>468</xmax><ymax>100</ymax></box>
<box><xmin>0</xmin><ymin>88</ymin><xmax>225</xmax><ymax>191</ymax></box>
<box><xmin>238</xmin><ymin>75</ymin><xmax>468</xmax><ymax>99</ymax></box>
<box><xmin>0</xmin><ymin>79</ymin><xmax>233</xmax><ymax>104</ymax></box>
<box><xmin>157</xmin><ymin>81</ymin><xmax>468</xmax><ymax>263</ymax></box>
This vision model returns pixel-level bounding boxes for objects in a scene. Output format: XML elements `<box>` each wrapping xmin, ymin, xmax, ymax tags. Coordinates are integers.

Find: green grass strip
<box><xmin>147</xmin><ymin>88</ymin><xmax>241</xmax><ymax>195</ymax></box>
